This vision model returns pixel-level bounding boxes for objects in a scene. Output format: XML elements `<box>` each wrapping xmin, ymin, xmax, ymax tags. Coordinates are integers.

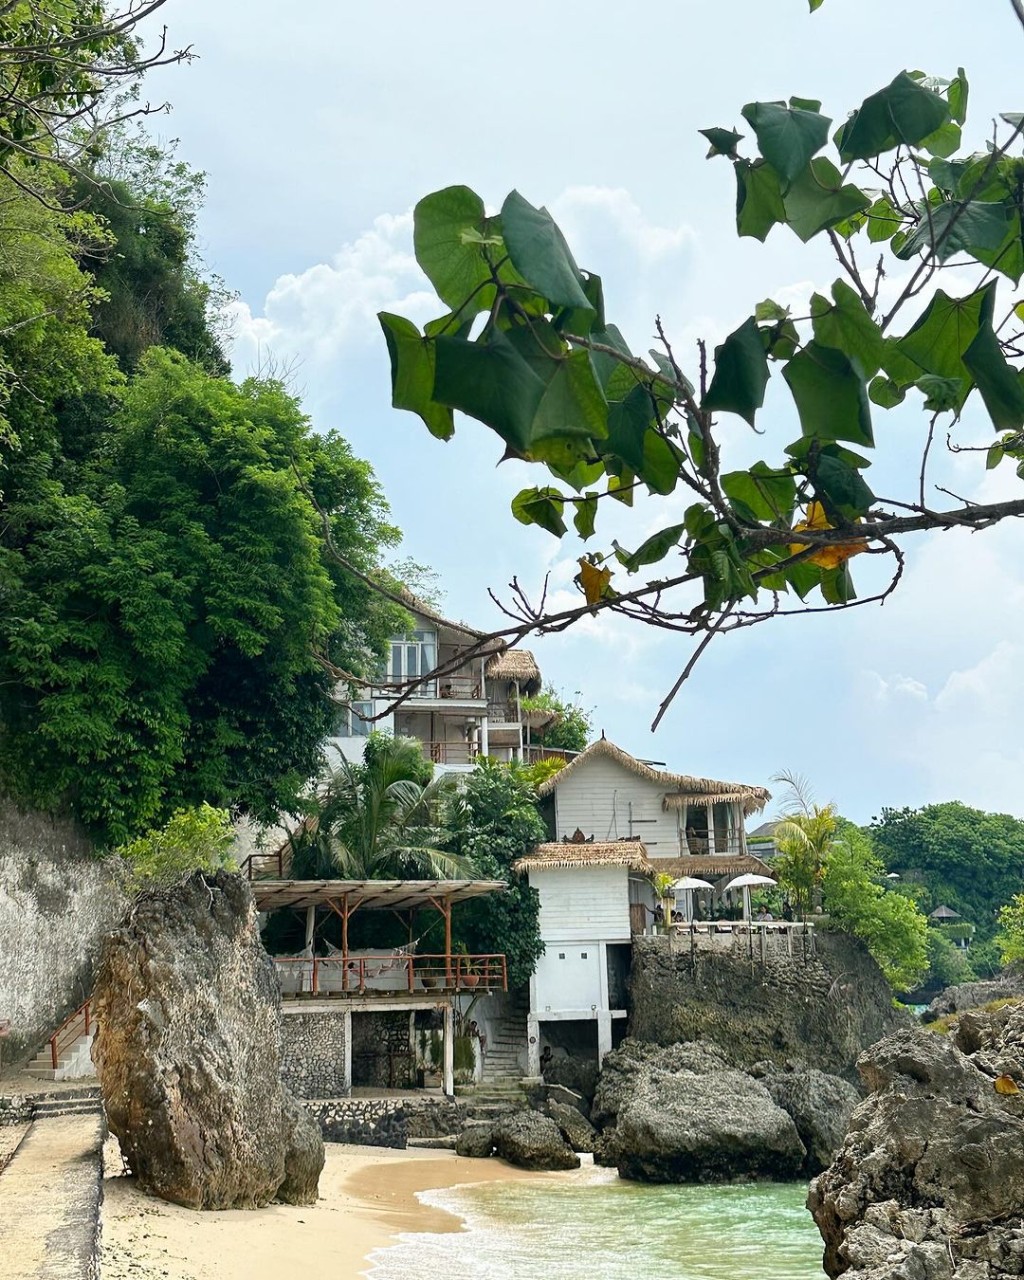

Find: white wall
<box><xmin>534</xmin><ymin>943</ymin><xmax>603</xmax><ymax>1012</ymax></box>
<box><xmin>532</xmin><ymin>865</ymin><xmax>631</xmax><ymax>942</ymax></box>
<box><xmin>551</xmin><ymin>755</ymin><xmax>684</xmax><ymax>855</ymax></box>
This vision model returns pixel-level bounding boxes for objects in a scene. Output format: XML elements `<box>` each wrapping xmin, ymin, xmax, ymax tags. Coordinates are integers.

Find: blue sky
<box><xmin>145</xmin><ymin>0</ymin><xmax>1024</xmax><ymax>824</ymax></box>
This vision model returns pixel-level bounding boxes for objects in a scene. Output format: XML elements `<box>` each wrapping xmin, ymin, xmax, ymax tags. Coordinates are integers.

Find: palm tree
<box><xmin>289</xmin><ymin>733</ymin><xmax>476</xmax><ymax>880</ymax></box>
<box><xmin>771</xmin><ymin>770</ymin><xmax>839</xmax><ymax>919</ymax></box>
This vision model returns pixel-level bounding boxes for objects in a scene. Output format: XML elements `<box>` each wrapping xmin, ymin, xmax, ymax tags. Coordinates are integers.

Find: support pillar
<box><xmin>597</xmin><ymin>1011</ymin><xmax>613</xmax><ymax>1066</ymax></box>
<box><xmin>442</xmin><ymin>1002</ymin><xmax>455</xmax><ymax>1097</ymax></box>
<box><xmin>343</xmin><ymin>1009</ymin><xmax>353</xmax><ymax>1096</ymax></box>
<box><xmin>409</xmin><ymin>1010</ymin><xmax>417</xmax><ymax>1080</ymax></box>
<box><xmin>304</xmin><ymin>905</ymin><xmax>315</xmax><ymax>952</ymax></box>
<box><xmin>526</xmin><ymin>1014</ymin><xmax>541</xmax><ymax>1076</ymax></box>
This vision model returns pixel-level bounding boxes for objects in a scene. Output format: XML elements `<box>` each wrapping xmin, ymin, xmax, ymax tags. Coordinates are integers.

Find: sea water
<box><xmin>367</xmin><ymin>1163</ymin><xmax>826</xmax><ymax>1279</ymax></box>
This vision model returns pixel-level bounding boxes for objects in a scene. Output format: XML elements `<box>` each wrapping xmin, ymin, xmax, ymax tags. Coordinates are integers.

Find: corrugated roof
<box><xmin>536</xmin><ymin>737</ymin><xmax>770</xmax><ymax>816</ymax></box>
<box><xmin>513</xmin><ymin>841</ymin><xmax>654</xmax><ymax>874</ymax></box>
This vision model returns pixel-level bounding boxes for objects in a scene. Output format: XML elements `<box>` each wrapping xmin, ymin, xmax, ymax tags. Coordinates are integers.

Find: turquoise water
<box><xmin>367</xmin><ymin>1163</ymin><xmax>827</xmax><ymax>1279</ymax></box>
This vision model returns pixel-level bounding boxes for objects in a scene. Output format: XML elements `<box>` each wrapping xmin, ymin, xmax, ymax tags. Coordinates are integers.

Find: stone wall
<box><xmin>351</xmin><ymin>1011</ymin><xmax>414</xmax><ymax>1089</ymax></box>
<box><xmin>629</xmin><ymin>930</ymin><xmax>911</xmax><ymax>1081</ymax></box>
<box><xmin>280</xmin><ymin>1011</ymin><xmax>348</xmax><ymax>1100</ymax></box>
<box><xmin>304</xmin><ymin>1095</ymin><xmax>471</xmax><ymax>1148</ymax></box>
<box><xmin>0</xmin><ymin>801</ymin><xmax>126</xmax><ymax>1063</ymax></box>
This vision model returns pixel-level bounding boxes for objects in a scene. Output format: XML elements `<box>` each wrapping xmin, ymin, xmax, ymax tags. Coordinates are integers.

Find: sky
<box><xmin>141</xmin><ymin>0</ymin><xmax>1024</xmax><ymax>825</ymax></box>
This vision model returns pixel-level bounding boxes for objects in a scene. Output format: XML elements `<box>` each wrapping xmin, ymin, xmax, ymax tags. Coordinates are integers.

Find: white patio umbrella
<box><xmin>724</xmin><ymin>872</ymin><xmax>777</xmax><ymax>920</ymax></box>
<box><xmin>672</xmin><ymin>875</ymin><xmax>715</xmax><ymax>920</ymax></box>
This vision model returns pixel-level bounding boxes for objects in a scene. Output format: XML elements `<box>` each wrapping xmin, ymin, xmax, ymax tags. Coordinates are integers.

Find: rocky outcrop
<box><xmin>593</xmin><ymin>1040</ymin><xmax>806</xmax><ymax>1183</ymax></box>
<box><xmin>547</xmin><ymin>1100</ymin><xmax>597</xmax><ymax>1153</ymax></box>
<box><xmin>759</xmin><ymin>1064</ymin><xmax>861</xmax><ymax>1176</ymax></box>
<box><xmin>92</xmin><ymin>871</ymin><xmax>324</xmax><ymax>1209</ymax></box>
<box><xmin>492</xmin><ymin>1110</ymin><xmax>580</xmax><ymax>1171</ymax></box>
<box><xmin>808</xmin><ymin>1012</ymin><xmax>1024</xmax><ymax>1278</ymax></box>
<box><xmin>922</xmin><ymin>974</ymin><xmax>1024</xmax><ymax>1023</ymax></box>
<box><xmin>629</xmin><ymin>932</ymin><xmax>909</xmax><ymax>1082</ymax></box>
<box><xmin>455</xmin><ymin>1122</ymin><xmax>496</xmax><ymax>1158</ymax></box>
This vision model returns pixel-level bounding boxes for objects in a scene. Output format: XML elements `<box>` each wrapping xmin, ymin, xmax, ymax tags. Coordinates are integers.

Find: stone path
<box><xmin>0</xmin><ymin>1113</ymin><xmax>104</xmax><ymax>1279</ymax></box>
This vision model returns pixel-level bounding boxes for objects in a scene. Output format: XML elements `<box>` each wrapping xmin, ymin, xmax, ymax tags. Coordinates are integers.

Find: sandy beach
<box><xmin>100</xmin><ymin>1140</ymin><xmax>546</xmax><ymax>1280</ymax></box>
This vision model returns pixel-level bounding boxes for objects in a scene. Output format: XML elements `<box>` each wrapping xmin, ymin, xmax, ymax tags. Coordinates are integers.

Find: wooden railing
<box><xmin>272</xmin><ymin>952</ymin><xmax>507</xmax><ymax>997</ymax></box>
<box><xmin>49</xmin><ymin>999</ymin><xmax>93</xmax><ymax>1071</ymax></box>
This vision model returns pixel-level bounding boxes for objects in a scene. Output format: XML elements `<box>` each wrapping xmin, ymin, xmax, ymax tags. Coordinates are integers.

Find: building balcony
<box><xmin>272</xmin><ymin>952</ymin><xmax>507</xmax><ymax>997</ymax></box>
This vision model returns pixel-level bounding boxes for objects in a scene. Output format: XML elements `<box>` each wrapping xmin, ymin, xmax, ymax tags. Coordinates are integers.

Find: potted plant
<box><xmin>454</xmin><ymin>940</ymin><xmax>480</xmax><ymax>987</ymax></box>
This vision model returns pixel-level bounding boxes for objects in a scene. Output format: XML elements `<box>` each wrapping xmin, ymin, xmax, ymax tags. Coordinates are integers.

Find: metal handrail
<box><xmin>240</xmin><ymin>849</ymin><xmax>285</xmax><ymax>881</ymax></box>
<box><xmin>271</xmin><ymin>952</ymin><xmax>507</xmax><ymax>996</ymax></box>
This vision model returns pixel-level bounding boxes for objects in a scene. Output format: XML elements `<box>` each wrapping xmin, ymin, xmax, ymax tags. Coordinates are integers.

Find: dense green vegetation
<box><xmin>521</xmin><ymin>685</ymin><xmax>593</xmax><ymax>756</ymax></box>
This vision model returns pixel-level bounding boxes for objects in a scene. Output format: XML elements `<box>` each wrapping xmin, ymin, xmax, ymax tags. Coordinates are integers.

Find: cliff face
<box><xmin>628</xmin><ymin>932</ymin><xmax>909</xmax><ymax>1080</ymax></box>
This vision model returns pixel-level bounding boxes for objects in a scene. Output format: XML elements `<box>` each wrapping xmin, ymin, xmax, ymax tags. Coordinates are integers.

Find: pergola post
<box><xmin>428</xmin><ymin>894</ymin><xmax>453</xmax><ymax>986</ymax></box>
<box><xmin>442</xmin><ymin>1001</ymin><xmax>455</xmax><ymax>1096</ymax></box>
<box><xmin>304</xmin><ymin>905</ymin><xmax>315</xmax><ymax>952</ymax></box>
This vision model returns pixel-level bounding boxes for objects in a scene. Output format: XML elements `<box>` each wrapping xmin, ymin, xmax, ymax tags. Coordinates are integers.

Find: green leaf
<box><xmin>379</xmin><ymin>313</ymin><xmax>455</xmax><ymax>441</ymax></box>
<box><xmin>915</xmin><ymin>374</ymin><xmax>964</xmax><ymax>413</ymax></box>
<box><xmin>413</xmin><ymin>186</ymin><xmax>495</xmax><ymax>312</ymax></box>
<box><xmin>919</xmin><ymin>120</ymin><xmax>961</xmax><ymax>158</ymax></box>
<box><xmin>948</xmin><ymin>69</ymin><xmax>969</xmax><ymax>125</ymax></box>
<box><xmin>969</xmin><ymin>214</ymin><xmax>1024</xmax><ymax>285</ymax></box>
<box><xmin>987</xmin><ymin>442</ymin><xmax>1005</xmax><ymax>470</ymax></box>
<box><xmin>700</xmin><ymin>126</ymin><xmax>744</xmax><ymax>159</ymax></box>
<box><xmin>782</xmin><ymin>341</ymin><xmax>874</xmax><ymax>448</ymax></box>
<box><xmin>500</xmin><ymin>191</ymin><xmax>592</xmax><ymax>312</ymax></box>
<box><xmin>783</xmin><ymin>158</ymin><xmax>871</xmax><ymax>242</ymax></box>
<box><xmin>740</xmin><ymin>100</ymin><xmax>831</xmax><ymax>188</ymax></box>
<box><xmin>813</xmin><ymin>453</ymin><xmax>876</xmax><ymax>519</ymax></box>
<box><xmin>603</xmin><ymin>384</ymin><xmax>654</xmax><ymax>472</ymax></box>
<box><xmin>866</xmin><ymin>196</ymin><xmax>902</xmax><ymax>243</ymax></box>
<box><xmin>735</xmin><ymin>159</ymin><xmax>786</xmax><ymax>241</ymax></box>
<box><xmin>721</xmin><ymin>463</ymin><xmax>797</xmax><ymax>522</ymax></box>
<box><xmin>614</xmin><ymin>523</ymin><xmax>685</xmax><ymax>572</ymax></box>
<box><xmin>510</xmin><ymin>486</ymin><xmax>567</xmax><ymax>537</ymax></box>
<box><xmin>702</xmin><ymin>316</ymin><xmax>770</xmax><ymax>426</ymax></box>
<box><xmin>641</xmin><ymin>430</ymin><xmax>682</xmax><ymax>496</ymax></box>
<box><xmin>433</xmin><ymin>328</ymin><xmax>547</xmax><ymax>453</ymax></box>
<box><xmin>820</xmin><ymin>563</ymin><xmax>856</xmax><ymax>605</ymax></box>
<box><xmin>963</xmin><ymin>321</ymin><xmax>1024</xmax><ymax>431</ymax></box>
<box><xmin>868</xmin><ymin>375</ymin><xmax>907</xmax><ymax>408</ymax></box>
<box><xmin>764</xmin><ymin>319</ymin><xmax>800</xmax><ymax>361</ymax></box>
<box><xmin>836</xmin><ymin>71</ymin><xmax>951</xmax><ymax>161</ymax></box>
<box><xmin>811</xmin><ymin>279</ymin><xmax>884</xmax><ymax>377</ymax></box>
<box><xmin>755</xmin><ymin>298</ymin><xmax>790</xmax><ymax>322</ymax></box>
<box><xmin>573</xmin><ymin>493</ymin><xmax>598</xmax><ymax>540</ymax></box>
<box><xmin>893</xmin><ymin>200</ymin><xmax>1012</xmax><ymax>264</ymax></box>
<box><xmin>809</xmin><ymin>0</ymin><xmax>825</xmax><ymax>9</ymax></box>
<box><xmin>896</xmin><ymin>282</ymin><xmax>995</xmax><ymax>398</ymax></box>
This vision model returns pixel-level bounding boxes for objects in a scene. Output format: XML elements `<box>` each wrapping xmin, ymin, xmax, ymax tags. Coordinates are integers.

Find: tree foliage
<box><xmin>116</xmin><ymin>802</ymin><xmax>235</xmax><ymax>894</ymax></box>
<box><xmin>995</xmin><ymin>894</ymin><xmax>1024</xmax><ymax>966</ymax></box>
<box><xmin>380</xmin><ymin>4</ymin><xmax>1024</xmax><ymax>720</ymax></box>
<box><xmin>522</xmin><ymin>684</ymin><xmax>592</xmax><ymax>755</ymax></box>
<box><xmin>870</xmin><ymin>802</ymin><xmax>1024</xmax><ymax>938</ymax></box>
<box><xmin>821</xmin><ymin>824</ymin><xmax>929</xmax><ymax>992</ymax></box>
<box><xmin>444</xmin><ymin>759</ymin><xmax>546</xmax><ymax>988</ymax></box>
<box><xmin>771</xmin><ymin>771</ymin><xmax>838</xmax><ymax>917</ymax></box>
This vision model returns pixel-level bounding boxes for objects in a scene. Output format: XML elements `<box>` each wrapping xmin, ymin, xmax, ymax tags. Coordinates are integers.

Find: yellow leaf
<box><xmin>1015</xmin><ymin>302</ymin><xmax>1024</xmax><ymax>324</ymax></box>
<box><xmin>994</xmin><ymin>1073</ymin><xmax>1020</xmax><ymax>1096</ymax></box>
<box><xmin>577</xmin><ymin>557</ymin><xmax>612</xmax><ymax>605</ymax></box>
<box><xmin>789</xmin><ymin>501</ymin><xmax>866</xmax><ymax>569</ymax></box>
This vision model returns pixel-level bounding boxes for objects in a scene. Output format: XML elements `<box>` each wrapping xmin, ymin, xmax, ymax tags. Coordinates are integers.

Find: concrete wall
<box><xmin>0</xmin><ymin>802</ymin><xmax>125</xmax><ymax>1064</ymax></box>
<box><xmin>533</xmin><ymin>865</ymin><xmax>630</xmax><ymax>942</ymax></box>
<box><xmin>279</xmin><ymin>1010</ymin><xmax>349</xmax><ymax>1100</ymax></box>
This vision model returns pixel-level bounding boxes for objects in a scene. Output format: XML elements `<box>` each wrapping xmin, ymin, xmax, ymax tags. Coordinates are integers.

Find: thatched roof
<box><xmin>485</xmin><ymin>648</ymin><xmax>542</xmax><ymax>694</ymax></box>
<box><xmin>513</xmin><ymin>841</ymin><xmax>654</xmax><ymax>874</ymax></box>
<box><xmin>650</xmin><ymin>854</ymin><xmax>775</xmax><ymax>880</ymax></box>
<box><xmin>536</xmin><ymin>737</ymin><xmax>770</xmax><ymax>815</ymax></box>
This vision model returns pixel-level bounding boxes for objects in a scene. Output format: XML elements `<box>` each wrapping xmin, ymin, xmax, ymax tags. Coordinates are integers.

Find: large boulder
<box><xmin>92</xmin><ymin>871</ymin><xmax>324</xmax><ymax>1209</ymax></box>
<box><xmin>808</xmin><ymin>1025</ymin><xmax>1024</xmax><ymax>1278</ymax></box>
<box><xmin>547</xmin><ymin>1100</ymin><xmax>597</xmax><ymax>1154</ymax></box>
<box><xmin>595</xmin><ymin>1040</ymin><xmax>806</xmax><ymax>1183</ymax></box>
<box><xmin>455</xmin><ymin>1122</ymin><xmax>495</xmax><ymax>1159</ymax></box>
<box><xmin>492</xmin><ymin>1110</ymin><xmax>580</xmax><ymax>1171</ymax></box>
<box><xmin>922</xmin><ymin>976</ymin><xmax>1024</xmax><ymax>1023</ymax></box>
<box><xmin>762</xmin><ymin>1065</ymin><xmax>861</xmax><ymax>1175</ymax></box>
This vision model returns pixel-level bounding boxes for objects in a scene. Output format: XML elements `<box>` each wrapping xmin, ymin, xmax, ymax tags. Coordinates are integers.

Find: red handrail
<box><xmin>270</xmin><ymin>952</ymin><xmax>508</xmax><ymax>996</ymax></box>
<box><xmin>49</xmin><ymin>999</ymin><xmax>93</xmax><ymax>1071</ymax></box>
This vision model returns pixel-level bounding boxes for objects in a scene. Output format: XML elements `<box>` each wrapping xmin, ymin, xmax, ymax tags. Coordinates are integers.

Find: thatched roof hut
<box><xmin>536</xmin><ymin>736</ymin><xmax>770</xmax><ymax>816</ymax></box>
<box><xmin>485</xmin><ymin>648</ymin><xmax>543</xmax><ymax>695</ymax></box>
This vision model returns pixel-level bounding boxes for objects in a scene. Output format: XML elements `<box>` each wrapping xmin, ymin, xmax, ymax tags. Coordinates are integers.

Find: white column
<box><xmin>598</xmin><ymin>942</ymin><xmax>611</xmax><ymax>1012</ymax></box>
<box><xmin>527</xmin><ymin>1014</ymin><xmax>541</xmax><ymax>1076</ymax></box>
<box><xmin>343</xmin><ymin>1009</ymin><xmax>353</xmax><ymax>1095</ymax></box>
<box><xmin>480</xmin><ymin>715</ymin><xmax>489</xmax><ymax>760</ymax></box>
<box><xmin>707</xmin><ymin>804</ymin><xmax>716</xmax><ymax>856</ymax></box>
<box><xmin>442</xmin><ymin>1002</ymin><xmax>455</xmax><ymax>1097</ymax></box>
<box><xmin>304</xmin><ymin>905</ymin><xmax>315</xmax><ymax>951</ymax></box>
<box><xmin>597</xmin><ymin>1012</ymin><xmax>613</xmax><ymax>1065</ymax></box>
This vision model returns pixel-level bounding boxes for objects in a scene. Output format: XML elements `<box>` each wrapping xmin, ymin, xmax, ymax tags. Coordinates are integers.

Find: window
<box><xmin>388</xmin><ymin>629</ymin><xmax>437</xmax><ymax>695</ymax></box>
<box><xmin>331</xmin><ymin>701</ymin><xmax>373</xmax><ymax>738</ymax></box>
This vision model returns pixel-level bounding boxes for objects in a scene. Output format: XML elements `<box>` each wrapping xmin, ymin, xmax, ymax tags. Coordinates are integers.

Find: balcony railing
<box><xmin>272</xmin><ymin>952</ymin><xmax>507</xmax><ymax>997</ymax></box>
<box><xmin>487</xmin><ymin>702</ymin><xmax>519</xmax><ymax>724</ymax></box>
<box><xmin>387</xmin><ymin>673</ymin><xmax>483</xmax><ymax>700</ymax></box>
<box><xmin>425</xmin><ymin>740</ymin><xmax>475</xmax><ymax>765</ymax></box>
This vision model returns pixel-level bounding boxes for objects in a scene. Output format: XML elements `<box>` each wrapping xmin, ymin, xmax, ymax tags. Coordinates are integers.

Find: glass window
<box><xmin>350</xmin><ymin>701</ymin><xmax>372</xmax><ymax>736</ymax></box>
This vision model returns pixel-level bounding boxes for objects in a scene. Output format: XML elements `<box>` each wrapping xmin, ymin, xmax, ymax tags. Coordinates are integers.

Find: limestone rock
<box><xmin>595</xmin><ymin>1039</ymin><xmax>805</xmax><ymax>1183</ymax></box>
<box><xmin>808</xmin><ymin>1026</ymin><xmax>1024</xmax><ymax>1278</ymax></box>
<box><xmin>455</xmin><ymin>1122</ymin><xmax>495</xmax><ymax>1158</ymax></box>
<box><xmin>922</xmin><ymin>976</ymin><xmax>1024</xmax><ymax>1024</ymax></box>
<box><xmin>764</xmin><ymin>1067</ymin><xmax>862</xmax><ymax>1175</ymax></box>
<box><xmin>92</xmin><ymin>871</ymin><xmax>324</xmax><ymax>1209</ymax></box>
<box><xmin>492</xmin><ymin>1109</ymin><xmax>579</xmax><ymax>1171</ymax></box>
<box><xmin>547</xmin><ymin>1100</ymin><xmax>597</xmax><ymax>1153</ymax></box>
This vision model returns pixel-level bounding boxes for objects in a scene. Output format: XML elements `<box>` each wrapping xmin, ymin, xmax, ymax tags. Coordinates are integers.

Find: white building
<box><xmin>327</xmin><ymin>593</ymin><xmax>558</xmax><ymax>775</ymax></box>
<box><xmin>515</xmin><ymin>737</ymin><xmax>771</xmax><ymax>1072</ymax></box>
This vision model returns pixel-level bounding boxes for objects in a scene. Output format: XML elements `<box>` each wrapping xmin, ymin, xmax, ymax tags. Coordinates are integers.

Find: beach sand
<box><xmin>100</xmin><ymin>1139</ymin><xmax>545</xmax><ymax>1280</ymax></box>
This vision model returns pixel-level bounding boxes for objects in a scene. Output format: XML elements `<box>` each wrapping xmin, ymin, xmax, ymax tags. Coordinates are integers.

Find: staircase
<box><xmin>480</xmin><ymin>986</ymin><xmax>529</xmax><ymax>1085</ymax></box>
<box><xmin>30</xmin><ymin>1086</ymin><xmax>103</xmax><ymax>1119</ymax></box>
<box><xmin>23</xmin><ymin>1001</ymin><xmax>97</xmax><ymax>1082</ymax></box>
